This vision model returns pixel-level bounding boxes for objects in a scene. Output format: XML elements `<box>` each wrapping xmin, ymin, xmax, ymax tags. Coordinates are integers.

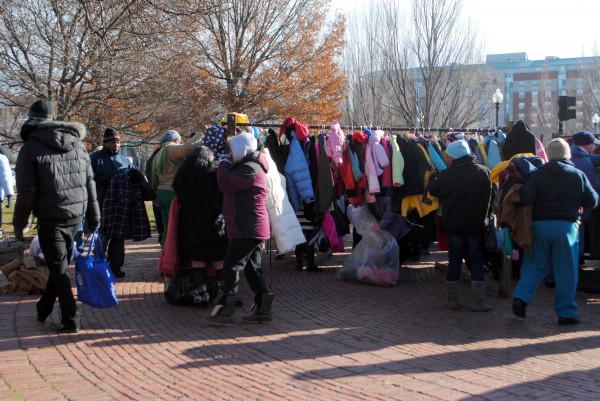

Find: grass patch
<box><xmin>1</xmin><ymin>199</ymin><xmax>158</xmax><ymax>242</ymax></box>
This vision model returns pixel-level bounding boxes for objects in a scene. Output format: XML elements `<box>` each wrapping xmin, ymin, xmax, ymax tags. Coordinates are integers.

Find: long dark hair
<box><xmin>173</xmin><ymin>145</ymin><xmax>216</xmax><ymax>192</ymax></box>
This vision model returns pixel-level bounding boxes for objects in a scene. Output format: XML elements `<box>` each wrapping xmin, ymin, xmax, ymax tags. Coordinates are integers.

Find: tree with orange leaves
<box><xmin>187</xmin><ymin>0</ymin><xmax>347</xmax><ymax>124</ymax></box>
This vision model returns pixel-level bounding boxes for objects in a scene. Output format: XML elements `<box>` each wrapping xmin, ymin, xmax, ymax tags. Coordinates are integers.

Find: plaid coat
<box><xmin>101</xmin><ymin>171</ymin><xmax>151</xmax><ymax>241</ymax></box>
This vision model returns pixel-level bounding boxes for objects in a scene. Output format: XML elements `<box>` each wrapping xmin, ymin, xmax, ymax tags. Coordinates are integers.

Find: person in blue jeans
<box><xmin>428</xmin><ymin>139</ymin><xmax>494</xmax><ymax>312</ymax></box>
<box><xmin>512</xmin><ymin>138</ymin><xmax>598</xmax><ymax>325</ymax></box>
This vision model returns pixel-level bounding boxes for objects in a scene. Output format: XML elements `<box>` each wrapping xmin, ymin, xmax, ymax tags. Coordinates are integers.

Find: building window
<box><xmin>518</xmin><ymin>113</ymin><xmax>525</xmax><ymax>120</ymax></box>
<box><xmin>518</xmin><ymin>103</ymin><xmax>525</xmax><ymax>110</ymax></box>
<box><xmin>519</xmin><ymin>92</ymin><xmax>525</xmax><ymax>99</ymax></box>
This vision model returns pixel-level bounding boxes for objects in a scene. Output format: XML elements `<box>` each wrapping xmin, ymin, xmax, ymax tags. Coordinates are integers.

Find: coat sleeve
<box><xmin>427</xmin><ymin>171</ymin><xmax>444</xmax><ymax>199</ymax></box>
<box><xmin>0</xmin><ymin>154</ymin><xmax>14</xmax><ymax>199</ymax></box>
<box><xmin>85</xmin><ymin>153</ymin><xmax>101</xmax><ymax>227</ymax></box>
<box><xmin>581</xmin><ymin>173</ymin><xmax>600</xmax><ymax>210</ymax></box>
<box><xmin>373</xmin><ymin>142</ymin><xmax>390</xmax><ymax>169</ymax></box>
<box><xmin>217</xmin><ymin>162</ymin><xmax>255</xmax><ymax>193</ymax></box>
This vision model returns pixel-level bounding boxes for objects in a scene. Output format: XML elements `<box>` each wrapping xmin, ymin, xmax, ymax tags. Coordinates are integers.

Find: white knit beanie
<box><xmin>546</xmin><ymin>138</ymin><xmax>571</xmax><ymax>161</ymax></box>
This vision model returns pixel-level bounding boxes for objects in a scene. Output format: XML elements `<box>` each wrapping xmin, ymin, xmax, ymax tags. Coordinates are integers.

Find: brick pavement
<box><xmin>1</xmin><ymin>237</ymin><xmax>600</xmax><ymax>400</ymax></box>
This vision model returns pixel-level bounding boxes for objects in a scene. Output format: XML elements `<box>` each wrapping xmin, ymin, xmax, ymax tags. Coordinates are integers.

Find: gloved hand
<box><xmin>5</xmin><ymin>195</ymin><xmax>13</xmax><ymax>208</ymax></box>
<box><xmin>13</xmin><ymin>227</ymin><xmax>24</xmax><ymax>242</ymax></box>
<box><xmin>218</xmin><ymin>154</ymin><xmax>232</xmax><ymax>165</ymax></box>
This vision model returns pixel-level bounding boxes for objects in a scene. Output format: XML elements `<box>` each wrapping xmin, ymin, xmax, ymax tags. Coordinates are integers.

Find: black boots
<box><xmin>189</xmin><ymin>268</ymin><xmax>210</xmax><ymax>307</ymax></box>
<box><xmin>243</xmin><ymin>293</ymin><xmax>275</xmax><ymax>324</ymax></box>
<box><xmin>206</xmin><ymin>295</ymin><xmax>239</xmax><ymax>326</ymax></box>
<box><xmin>512</xmin><ymin>298</ymin><xmax>527</xmax><ymax>318</ymax></box>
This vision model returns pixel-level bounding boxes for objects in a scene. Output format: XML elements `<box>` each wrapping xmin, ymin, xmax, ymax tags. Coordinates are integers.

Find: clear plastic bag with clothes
<box><xmin>338</xmin><ymin>204</ymin><xmax>400</xmax><ymax>286</ymax></box>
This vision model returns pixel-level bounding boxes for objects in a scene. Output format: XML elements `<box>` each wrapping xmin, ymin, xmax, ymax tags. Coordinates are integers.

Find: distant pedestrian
<box><xmin>569</xmin><ymin>131</ymin><xmax>600</xmax><ymax>265</ymax></box>
<box><xmin>90</xmin><ymin>128</ymin><xmax>132</xmax><ymax>278</ymax></box>
<box><xmin>512</xmin><ymin>138</ymin><xmax>598</xmax><ymax>324</ymax></box>
<box><xmin>152</xmin><ymin>130</ymin><xmax>202</xmax><ymax>246</ymax></box>
<box><xmin>13</xmin><ymin>99</ymin><xmax>100</xmax><ymax>333</ymax></box>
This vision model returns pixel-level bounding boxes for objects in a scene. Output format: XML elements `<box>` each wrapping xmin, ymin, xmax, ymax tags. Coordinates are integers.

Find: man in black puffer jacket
<box><xmin>13</xmin><ymin>99</ymin><xmax>100</xmax><ymax>333</ymax></box>
<box><xmin>429</xmin><ymin>139</ymin><xmax>493</xmax><ymax>313</ymax></box>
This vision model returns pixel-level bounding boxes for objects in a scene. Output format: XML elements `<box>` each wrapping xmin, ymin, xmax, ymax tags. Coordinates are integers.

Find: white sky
<box><xmin>331</xmin><ymin>0</ymin><xmax>600</xmax><ymax>60</ymax></box>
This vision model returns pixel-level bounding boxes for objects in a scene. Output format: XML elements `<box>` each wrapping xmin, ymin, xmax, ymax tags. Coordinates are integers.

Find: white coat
<box><xmin>0</xmin><ymin>154</ymin><xmax>14</xmax><ymax>201</ymax></box>
<box><xmin>263</xmin><ymin>148</ymin><xmax>306</xmax><ymax>254</ymax></box>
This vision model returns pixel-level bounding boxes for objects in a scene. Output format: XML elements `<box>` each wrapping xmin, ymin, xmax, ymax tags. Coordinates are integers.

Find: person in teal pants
<box><xmin>512</xmin><ymin>138</ymin><xmax>598</xmax><ymax>324</ymax></box>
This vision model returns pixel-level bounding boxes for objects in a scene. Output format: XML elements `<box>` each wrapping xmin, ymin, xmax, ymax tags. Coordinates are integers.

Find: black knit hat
<box><xmin>28</xmin><ymin>99</ymin><xmax>54</xmax><ymax>120</ymax></box>
<box><xmin>103</xmin><ymin>128</ymin><xmax>121</xmax><ymax>143</ymax></box>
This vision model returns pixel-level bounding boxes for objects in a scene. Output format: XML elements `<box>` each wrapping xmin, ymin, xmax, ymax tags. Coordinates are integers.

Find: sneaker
<box><xmin>512</xmin><ymin>298</ymin><xmax>527</xmax><ymax>318</ymax></box>
<box><xmin>558</xmin><ymin>316</ymin><xmax>580</xmax><ymax>325</ymax></box>
<box><xmin>274</xmin><ymin>253</ymin><xmax>285</xmax><ymax>260</ymax></box>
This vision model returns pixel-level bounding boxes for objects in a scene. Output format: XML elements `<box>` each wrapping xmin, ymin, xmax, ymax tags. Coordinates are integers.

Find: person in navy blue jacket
<box><xmin>512</xmin><ymin>138</ymin><xmax>598</xmax><ymax>325</ymax></box>
<box><xmin>90</xmin><ymin>128</ymin><xmax>132</xmax><ymax>277</ymax></box>
<box><xmin>569</xmin><ymin>131</ymin><xmax>600</xmax><ymax>265</ymax></box>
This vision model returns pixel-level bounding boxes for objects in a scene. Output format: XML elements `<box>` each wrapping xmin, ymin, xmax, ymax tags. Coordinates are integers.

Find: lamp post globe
<box><xmin>592</xmin><ymin>113</ymin><xmax>599</xmax><ymax>134</ymax></box>
<box><xmin>492</xmin><ymin>88</ymin><xmax>504</xmax><ymax>129</ymax></box>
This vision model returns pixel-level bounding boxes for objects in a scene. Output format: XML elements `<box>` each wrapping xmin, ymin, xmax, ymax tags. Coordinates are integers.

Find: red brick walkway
<box><xmin>1</xmin><ymin>238</ymin><xmax>599</xmax><ymax>400</ymax></box>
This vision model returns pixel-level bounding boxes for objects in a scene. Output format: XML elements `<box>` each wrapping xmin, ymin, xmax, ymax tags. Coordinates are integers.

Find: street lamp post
<box><xmin>492</xmin><ymin>88</ymin><xmax>504</xmax><ymax>129</ymax></box>
<box><xmin>592</xmin><ymin>113</ymin><xmax>600</xmax><ymax>134</ymax></box>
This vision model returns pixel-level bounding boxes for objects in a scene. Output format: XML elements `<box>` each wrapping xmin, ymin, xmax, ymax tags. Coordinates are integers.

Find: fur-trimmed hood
<box><xmin>20</xmin><ymin>119</ymin><xmax>87</xmax><ymax>153</ymax></box>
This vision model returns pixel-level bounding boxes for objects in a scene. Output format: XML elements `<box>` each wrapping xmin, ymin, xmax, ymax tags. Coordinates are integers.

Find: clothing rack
<box><xmin>225</xmin><ymin>113</ymin><xmax>497</xmax><ymax>137</ymax></box>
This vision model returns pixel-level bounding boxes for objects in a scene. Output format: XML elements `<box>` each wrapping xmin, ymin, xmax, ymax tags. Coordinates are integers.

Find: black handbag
<box><xmin>484</xmin><ymin>214</ymin><xmax>503</xmax><ymax>253</ymax></box>
<box><xmin>164</xmin><ymin>268</ymin><xmax>194</xmax><ymax>306</ymax></box>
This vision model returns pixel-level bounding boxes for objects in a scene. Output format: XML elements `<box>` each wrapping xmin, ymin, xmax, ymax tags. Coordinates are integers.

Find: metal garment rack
<box><xmin>225</xmin><ymin>114</ymin><xmax>498</xmax><ymax>137</ymax></box>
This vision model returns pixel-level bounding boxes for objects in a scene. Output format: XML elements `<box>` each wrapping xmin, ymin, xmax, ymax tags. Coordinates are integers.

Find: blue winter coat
<box><xmin>285</xmin><ymin>132</ymin><xmax>315</xmax><ymax>211</ymax></box>
<box><xmin>570</xmin><ymin>144</ymin><xmax>600</xmax><ymax>194</ymax></box>
<box><xmin>90</xmin><ymin>148</ymin><xmax>132</xmax><ymax>206</ymax></box>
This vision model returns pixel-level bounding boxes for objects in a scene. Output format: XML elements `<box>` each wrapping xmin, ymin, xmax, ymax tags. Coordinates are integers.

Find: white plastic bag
<box><xmin>338</xmin><ymin>205</ymin><xmax>400</xmax><ymax>286</ymax></box>
<box><xmin>27</xmin><ymin>234</ymin><xmax>80</xmax><ymax>261</ymax></box>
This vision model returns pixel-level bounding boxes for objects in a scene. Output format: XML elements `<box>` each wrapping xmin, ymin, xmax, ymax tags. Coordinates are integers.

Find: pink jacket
<box><xmin>326</xmin><ymin>121</ymin><xmax>345</xmax><ymax>167</ymax></box>
<box><xmin>380</xmin><ymin>136</ymin><xmax>393</xmax><ymax>189</ymax></box>
<box><xmin>365</xmin><ymin>130</ymin><xmax>389</xmax><ymax>195</ymax></box>
<box><xmin>157</xmin><ymin>195</ymin><xmax>180</xmax><ymax>278</ymax></box>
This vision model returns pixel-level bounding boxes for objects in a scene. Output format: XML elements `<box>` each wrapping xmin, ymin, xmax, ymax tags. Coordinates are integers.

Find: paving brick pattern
<box><xmin>1</xmin><ymin>238</ymin><xmax>600</xmax><ymax>400</ymax></box>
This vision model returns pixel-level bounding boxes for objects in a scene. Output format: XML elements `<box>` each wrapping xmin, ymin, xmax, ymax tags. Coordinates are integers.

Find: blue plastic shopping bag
<box><xmin>75</xmin><ymin>231</ymin><xmax>118</xmax><ymax>308</ymax></box>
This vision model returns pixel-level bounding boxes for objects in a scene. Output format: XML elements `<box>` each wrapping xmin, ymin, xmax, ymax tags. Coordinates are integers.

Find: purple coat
<box><xmin>217</xmin><ymin>151</ymin><xmax>270</xmax><ymax>240</ymax></box>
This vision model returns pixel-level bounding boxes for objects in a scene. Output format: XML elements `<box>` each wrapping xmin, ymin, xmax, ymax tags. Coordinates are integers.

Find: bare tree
<box><xmin>0</xmin><ymin>0</ymin><xmax>209</xmax><ymax>147</ymax></box>
<box><xmin>344</xmin><ymin>0</ymin><xmax>492</xmax><ymax>129</ymax></box>
<box><xmin>577</xmin><ymin>44</ymin><xmax>600</xmax><ymax>133</ymax></box>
